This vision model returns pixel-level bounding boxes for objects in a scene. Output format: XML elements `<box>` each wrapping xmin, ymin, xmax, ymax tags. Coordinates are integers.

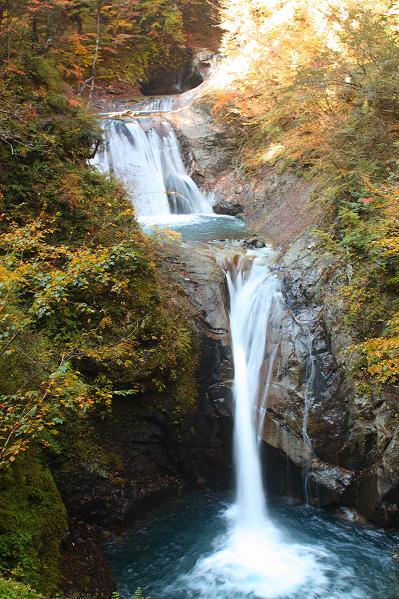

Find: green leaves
<box><xmin>0</xmin><ymin>178</ymin><xmax>197</xmax><ymax>467</ymax></box>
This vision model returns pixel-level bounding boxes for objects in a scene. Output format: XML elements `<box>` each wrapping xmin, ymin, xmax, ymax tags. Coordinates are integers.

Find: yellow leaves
<box><xmin>366</xmin><ymin>357</ymin><xmax>399</xmax><ymax>383</ymax></box>
<box><xmin>0</xmin><ymin>361</ymin><xmax>99</xmax><ymax>467</ymax></box>
<box><xmin>99</xmin><ymin>316</ymin><xmax>112</xmax><ymax>329</ymax></box>
<box><xmin>374</xmin><ymin>236</ymin><xmax>399</xmax><ymax>256</ymax></box>
<box><xmin>0</xmin><ymin>224</ymin><xmax>138</xmax><ymax>321</ymax></box>
<box><xmin>149</xmin><ymin>227</ymin><xmax>182</xmax><ymax>246</ymax></box>
<box><xmin>262</xmin><ymin>143</ymin><xmax>285</xmax><ymax>164</ymax></box>
<box><xmin>353</xmin><ymin>313</ymin><xmax>399</xmax><ymax>384</ymax></box>
<box><xmin>1</xmin><ymin>218</ymin><xmax>55</xmax><ymax>254</ymax></box>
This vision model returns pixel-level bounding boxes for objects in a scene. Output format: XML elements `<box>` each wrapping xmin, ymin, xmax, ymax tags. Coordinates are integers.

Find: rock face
<box><xmin>268</xmin><ymin>233</ymin><xmax>399</xmax><ymax>526</ymax></box>
<box><xmin>142</xmin><ymin>49</ymin><xmax>219</xmax><ymax>96</ymax></box>
<box><xmin>213</xmin><ymin>199</ymin><xmax>244</xmax><ymax>216</ymax></box>
<box><xmin>170</xmin><ymin>102</ymin><xmax>321</xmax><ymax>247</ymax></box>
<box><xmin>55</xmin><ymin>242</ymin><xmax>233</xmax><ymax>530</ymax></box>
<box><xmin>160</xmin><ymin>242</ymin><xmax>234</xmax><ymax>486</ymax></box>
<box><xmin>174</xmin><ymin>99</ymin><xmax>399</xmax><ymax>527</ymax></box>
<box><xmin>61</xmin><ymin>521</ymin><xmax>117</xmax><ymax>599</ymax></box>
<box><xmin>168</xmin><ymin>101</ymin><xmax>236</xmax><ymax>185</ymax></box>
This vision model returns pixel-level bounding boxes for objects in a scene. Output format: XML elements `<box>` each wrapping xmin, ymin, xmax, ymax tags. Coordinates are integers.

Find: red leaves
<box><xmin>26</xmin><ymin>0</ymin><xmax>69</xmax><ymax>15</ymax></box>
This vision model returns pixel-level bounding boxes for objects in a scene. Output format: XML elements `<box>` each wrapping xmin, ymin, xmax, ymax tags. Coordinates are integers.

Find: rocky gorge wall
<box><xmin>50</xmin><ymin>87</ymin><xmax>398</xmax><ymax>597</ymax></box>
<box><xmin>170</xmin><ymin>98</ymin><xmax>399</xmax><ymax>528</ymax></box>
<box><xmin>53</xmin><ymin>241</ymin><xmax>234</xmax><ymax>598</ymax></box>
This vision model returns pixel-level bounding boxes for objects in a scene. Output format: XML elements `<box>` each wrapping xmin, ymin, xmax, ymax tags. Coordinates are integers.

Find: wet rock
<box><xmin>169</xmin><ymin>95</ymin><xmax>399</xmax><ymax>526</ymax></box>
<box><xmin>213</xmin><ymin>200</ymin><xmax>244</xmax><ymax>216</ymax></box>
<box><xmin>263</xmin><ymin>232</ymin><xmax>399</xmax><ymax>525</ymax></box>
<box><xmin>334</xmin><ymin>506</ymin><xmax>366</xmax><ymax>525</ymax></box>
<box><xmin>167</xmin><ymin>102</ymin><xmax>236</xmax><ymax>181</ymax></box>
<box><xmin>309</xmin><ymin>462</ymin><xmax>355</xmax><ymax>507</ymax></box>
<box><xmin>61</xmin><ymin>520</ymin><xmax>117</xmax><ymax>599</ymax></box>
<box><xmin>243</xmin><ymin>236</ymin><xmax>266</xmax><ymax>249</ymax></box>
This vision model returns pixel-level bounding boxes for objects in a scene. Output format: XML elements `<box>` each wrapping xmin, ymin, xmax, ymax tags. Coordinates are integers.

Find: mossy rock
<box><xmin>0</xmin><ymin>453</ymin><xmax>67</xmax><ymax>594</ymax></box>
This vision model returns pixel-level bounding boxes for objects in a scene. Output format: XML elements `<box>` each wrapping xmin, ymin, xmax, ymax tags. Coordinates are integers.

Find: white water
<box><xmin>302</xmin><ymin>338</ymin><xmax>317</xmax><ymax>504</ymax></box>
<box><xmin>130</xmin><ymin>96</ymin><xmax>178</xmax><ymax>114</ymax></box>
<box><xmin>91</xmin><ymin>110</ymin><xmax>212</xmax><ymax>218</ymax></box>
<box><xmin>94</xmin><ymin>85</ymin><xmax>377</xmax><ymax>599</ymax></box>
<box><xmin>177</xmin><ymin>248</ymin><xmax>366</xmax><ymax>598</ymax></box>
<box><xmin>226</xmin><ymin>249</ymin><xmax>283</xmax><ymax>527</ymax></box>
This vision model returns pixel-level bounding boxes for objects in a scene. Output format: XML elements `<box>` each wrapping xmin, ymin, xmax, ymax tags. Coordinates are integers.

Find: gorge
<box><xmin>0</xmin><ymin>2</ymin><xmax>398</xmax><ymax>599</ymax></box>
<box><xmin>87</xmin><ymin>87</ymin><xmax>399</xmax><ymax>597</ymax></box>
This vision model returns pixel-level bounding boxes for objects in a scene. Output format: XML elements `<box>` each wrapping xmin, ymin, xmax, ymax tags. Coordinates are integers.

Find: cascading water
<box><xmin>132</xmin><ymin>97</ymin><xmax>177</xmax><ymax>113</ymax></box>
<box><xmin>302</xmin><ymin>339</ymin><xmax>318</xmax><ymax>505</ymax></box>
<box><xmin>91</xmin><ymin>103</ymin><xmax>213</xmax><ymax>218</ymax></box>
<box><xmin>100</xmin><ymin>90</ymin><xmax>398</xmax><ymax>599</ymax></box>
<box><xmin>177</xmin><ymin>249</ymin><xmax>335</xmax><ymax>598</ymax></box>
<box><xmin>225</xmin><ymin>249</ymin><xmax>283</xmax><ymax>528</ymax></box>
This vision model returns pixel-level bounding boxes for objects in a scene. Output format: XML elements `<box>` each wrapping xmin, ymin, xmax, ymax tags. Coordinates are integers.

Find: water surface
<box><xmin>105</xmin><ymin>491</ymin><xmax>399</xmax><ymax>599</ymax></box>
<box><xmin>139</xmin><ymin>213</ymin><xmax>246</xmax><ymax>242</ymax></box>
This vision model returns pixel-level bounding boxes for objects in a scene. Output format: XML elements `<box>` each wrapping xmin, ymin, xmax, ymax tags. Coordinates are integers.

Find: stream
<box><xmin>92</xmin><ymin>92</ymin><xmax>399</xmax><ymax>599</ymax></box>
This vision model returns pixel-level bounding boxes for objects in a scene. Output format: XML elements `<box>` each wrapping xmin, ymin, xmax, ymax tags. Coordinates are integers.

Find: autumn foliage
<box><xmin>215</xmin><ymin>0</ymin><xmax>399</xmax><ymax>385</ymax></box>
<box><xmin>0</xmin><ymin>2</ymin><xmax>200</xmax><ymax>471</ymax></box>
<box><xmin>0</xmin><ymin>0</ymin><xmax>200</xmax><ymax>95</ymax></box>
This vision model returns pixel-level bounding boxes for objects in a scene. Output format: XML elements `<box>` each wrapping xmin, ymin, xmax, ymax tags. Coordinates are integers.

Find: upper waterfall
<box><xmin>91</xmin><ymin>101</ymin><xmax>213</xmax><ymax>218</ymax></box>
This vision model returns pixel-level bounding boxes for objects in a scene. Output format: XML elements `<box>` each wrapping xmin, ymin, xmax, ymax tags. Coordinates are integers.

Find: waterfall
<box><xmin>131</xmin><ymin>97</ymin><xmax>177</xmax><ymax>113</ymax></box>
<box><xmin>91</xmin><ymin>109</ymin><xmax>212</xmax><ymax>218</ymax></box>
<box><xmin>181</xmin><ymin>248</ymin><xmax>324</xmax><ymax>598</ymax></box>
<box><xmin>302</xmin><ymin>339</ymin><xmax>317</xmax><ymax>504</ymax></box>
<box><xmin>225</xmin><ymin>249</ymin><xmax>282</xmax><ymax>528</ymax></box>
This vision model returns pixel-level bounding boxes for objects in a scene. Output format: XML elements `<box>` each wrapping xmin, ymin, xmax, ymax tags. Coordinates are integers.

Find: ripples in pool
<box><xmin>104</xmin><ymin>491</ymin><xmax>399</xmax><ymax>599</ymax></box>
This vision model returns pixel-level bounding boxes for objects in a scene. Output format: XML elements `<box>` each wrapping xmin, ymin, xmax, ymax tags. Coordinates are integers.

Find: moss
<box><xmin>0</xmin><ymin>578</ymin><xmax>44</xmax><ymax>599</ymax></box>
<box><xmin>0</xmin><ymin>454</ymin><xmax>67</xmax><ymax>594</ymax></box>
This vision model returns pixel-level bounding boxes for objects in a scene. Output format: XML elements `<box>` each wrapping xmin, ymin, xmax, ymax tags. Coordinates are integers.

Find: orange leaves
<box><xmin>68</xmin><ymin>96</ymin><xmax>80</xmax><ymax>108</ymax></box>
<box><xmin>212</xmin><ymin>89</ymin><xmax>237</xmax><ymax>112</ymax></box>
<box><xmin>0</xmin><ymin>0</ymin><xmax>187</xmax><ymax>91</ymax></box>
<box><xmin>0</xmin><ymin>61</ymin><xmax>26</xmax><ymax>77</ymax></box>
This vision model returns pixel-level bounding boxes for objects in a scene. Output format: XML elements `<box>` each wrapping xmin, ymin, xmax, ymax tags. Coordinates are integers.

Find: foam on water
<box><xmin>175</xmin><ymin>249</ymin><xmax>366</xmax><ymax>599</ymax></box>
<box><xmin>105</xmin><ymin>490</ymin><xmax>396</xmax><ymax>599</ymax></box>
<box><xmin>91</xmin><ymin>113</ymin><xmax>213</xmax><ymax>217</ymax></box>
<box><xmin>181</xmin><ymin>528</ymin><xmax>323</xmax><ymax>598</ymax></box>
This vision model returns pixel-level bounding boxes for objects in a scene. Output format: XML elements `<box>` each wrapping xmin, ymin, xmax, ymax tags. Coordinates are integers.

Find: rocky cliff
<box><xmin>54</xmin><ymin>240</ymin><xmax>234</xmax><ymax>597</ymax></box>
<box><xmin>171</xmin><ymin>99</ymin><xmax>399</xmax><ymax>527</ymax></box>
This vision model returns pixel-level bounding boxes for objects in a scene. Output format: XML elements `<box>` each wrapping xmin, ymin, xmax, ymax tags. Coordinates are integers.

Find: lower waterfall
<box><xmin>225</xmin><ymin>249</ymin><xmax>282</xmax><ymax>528</ymax></box>
<box><xmin>179</xmin><ymin>249</ymin><xmax>329</xmax><ymax>598</ymax></box>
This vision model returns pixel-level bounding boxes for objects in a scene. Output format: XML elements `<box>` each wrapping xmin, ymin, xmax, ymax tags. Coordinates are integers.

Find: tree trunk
<box><xmin>31</xmin><ymin>17</ymin><xmax>39</xmax><ymax>47</ymax></box>
<box><xmin>89</xmin><ymin>0</ymin><xmax>101</xmax><ymax>104</ymax></box>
